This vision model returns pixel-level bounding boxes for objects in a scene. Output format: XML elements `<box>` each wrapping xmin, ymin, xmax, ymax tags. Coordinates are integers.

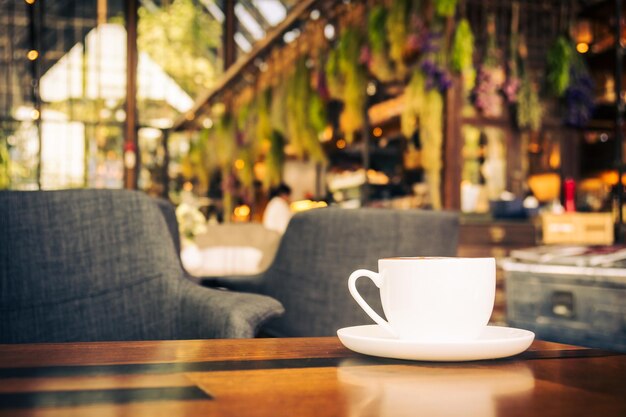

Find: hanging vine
<box><xmin>450</xmin><ymin>18</ymin><xmax>476</xmax><ymax>92</ymax></box>
<box><xmin>336</xmin><ymin>26</ymin><xmax>367</xmax><ymax>144</ymax></box>
<box><xmin>386</xmin><ymin>0</ymin><xmax>412</xmax><ymax>79</ymax></box>
<box><xmin>471</xmin><ymin>14</ymin><xmax>505</xmax><ymax>117</ymax></box>
<box><xmin>285</xmin><ymin>58</ymin><xmax>327</xmax><ymax>161</ymax></box>
<box><xmin>420</xmin><ymin>88</ymin><xmax>444</xmax><ymax>210</ymax></box>
<box><xmin>434</xmin><ymin>0</ymin><xmax>458</xmax><ymax>18</ymax></box>
<box><xmin>366</xmin><ymin>5</ymin><xmax>394</xmax><ymax>82</ymax></box>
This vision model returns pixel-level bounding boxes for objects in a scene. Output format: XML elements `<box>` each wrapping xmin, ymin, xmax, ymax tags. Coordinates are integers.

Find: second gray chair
<box><xmin>207</xmin><ymin>207</ymin><xmax>459</xmax><ymax>337</ymax></box>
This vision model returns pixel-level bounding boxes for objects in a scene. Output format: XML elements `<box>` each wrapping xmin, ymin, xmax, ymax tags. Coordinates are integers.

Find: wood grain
<box><xmin>0</xmin><ymin>337</ymin><xmax>624</xmax><ymax>417</ymax></box>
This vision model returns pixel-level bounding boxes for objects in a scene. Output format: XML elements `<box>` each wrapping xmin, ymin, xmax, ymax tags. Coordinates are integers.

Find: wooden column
<box><xmin>443</xmin><ymin>78</ymin><xmax>462</xmax><ymax>210</ymax></box>
<box><xmin>615</xmin><ymin>0</ymin><xmax>625</xmax><ymax>241</ymax></box>
<box><xmin>223</xmin><ymin>0</ymin><xmax>237</xmax><ymax>71</ymax></box>
<box><xmin>124</xmin><ymin>0</ymin><xmax>139</xmax><ymax>189</ymax></box>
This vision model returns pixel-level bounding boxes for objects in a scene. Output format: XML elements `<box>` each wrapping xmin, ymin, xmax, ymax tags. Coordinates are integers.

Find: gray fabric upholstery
<box><xmin>209</xmin><ymin>207</ymin><xmax>459</xmax><ymax>337</ymax></box>
<box><xmin>0</xmin><ymin>189</ymin><xmax>284</xmax><ymax>343</ymax></box>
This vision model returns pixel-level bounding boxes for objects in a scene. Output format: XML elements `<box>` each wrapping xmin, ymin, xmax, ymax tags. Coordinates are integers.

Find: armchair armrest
<box><xmin>201</xmin><ymin>272</ymin><xmax>266</xmax><ymax>293</ymax></box>
<box><xmin>175</xmin><ymin>278</ymin><xmax>283</xmax><ymax>339</ymax></box>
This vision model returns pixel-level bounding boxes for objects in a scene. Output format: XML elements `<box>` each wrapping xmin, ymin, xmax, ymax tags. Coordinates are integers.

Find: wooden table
<box><xmin>0</xmin><ymin>337</ymin><xmax>624</xmax><ymax>416</ymax></box>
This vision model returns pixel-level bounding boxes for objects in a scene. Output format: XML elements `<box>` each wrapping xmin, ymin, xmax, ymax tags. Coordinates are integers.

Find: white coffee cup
<box><xmin>348</xmin><ymin>257</ymin><xmax>496</xmax><ymax>341</ymax></box>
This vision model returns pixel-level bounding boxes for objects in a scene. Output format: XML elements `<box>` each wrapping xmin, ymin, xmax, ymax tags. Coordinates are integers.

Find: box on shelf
<box><xmin>502</xmin><ymin>245</ymin><xmax>626</xmax><ymax>352</ymax></box>
<box><xmin>540</xmin><ymin>212</ymin><xmax>614</xmax><ymax>245</ymax></box>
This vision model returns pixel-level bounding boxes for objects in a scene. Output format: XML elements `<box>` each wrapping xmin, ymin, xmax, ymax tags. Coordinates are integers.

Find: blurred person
<box><xmin>263</xmin><ymin>183</ymin><xmax>292</xmax><ymax>234</ymax></box>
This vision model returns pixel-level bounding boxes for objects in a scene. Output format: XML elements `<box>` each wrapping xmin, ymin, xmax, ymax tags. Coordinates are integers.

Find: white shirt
<box><xmin>263</xmin><ymin>197</ymin><xmax>292</xmax><ymax>234</ymax></box>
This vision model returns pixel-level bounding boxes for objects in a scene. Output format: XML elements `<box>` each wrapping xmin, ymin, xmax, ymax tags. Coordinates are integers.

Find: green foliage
<box><xmin>386</xmin><ymin>0</ymin><xmax>412</xmax><ymax>78</ymax></box>
<box><xmin>435</xmin><ymin>0</ymin><xmax>458</xmax><ymax>17</ymax></box>
<box><xmin>517</xmin><ymin>74</ymin><xmax>542</xmax><ymax>132</ymax></box>
<box><xmin>285</xmin><ymin>58</ymin><xmax>327</xmax><ymax>162</ymax></box>
<box><xmin>325</xmin><ymin>48</ymin><xmax>343</xmax><ymax>99</ymax></box>
<box><xmin>265</xmin><ymin>130</ymin><xmax>286</xmax><ymax>189</ymax></box>
<box><xmin>336</xmin><ymin>27</ymin><xmax>367</xmax><ymax>144</ymax></box>
<box><xmin>138</xmin><ymin>0</ymin><xmax>221</xmax><ymax>97</ymax></box>
<box><xmin>450</xmin><ymin>18</ymin><xmax>476</xmax><ymax>92</ymax></box>
<box><xmin>367</xmin><ymin>5</ymin><xmax>394</xmax><ymax>82</ymax></box>
<box><xmin>211</xmin><ymin>114</ymin><xmax>236</xmax><ymax>168</ymax></box>
<box><xmin>401</xmin><ymin>69</ymin><xmax>425</xmax><ymax>139</ymax></box>
<box><xmin>256</xmin><ymin>89</ymin><xmax>272</xmax><ymax>146</ymax></box>
<box><xmin>546</xmin><ymin>36</ymin><xmax>573</xmax><ymax>97</ymax></box>
<box><xmin>0</xmin><ymin>140</ymin><xmax>9</xmax><ymax>189</ymax></box>
<box><xmin>420</xmin><ymin>89</ymin><xmax>444</xmax><ymax>209</ymax></box>
<box><xmin>451</xmin><ymin>20</ymin><xmax>473</xmax><ymax>72</ymax></box>
<box><xmin>270</xmin><ymin>82</ymin><xmax>288</xmax><ymax>135</ymax></box>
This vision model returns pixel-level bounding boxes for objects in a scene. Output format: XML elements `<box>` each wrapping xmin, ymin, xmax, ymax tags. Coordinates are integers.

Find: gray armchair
<box><xmin>205</xmin><ymin>207</ymin><xmax>459</xmax><ymax>337</ymax></box>
<box><xmin>0</xmin><ymin>189</ymin><xmax>284</xmax><ymax>343</ymax></box>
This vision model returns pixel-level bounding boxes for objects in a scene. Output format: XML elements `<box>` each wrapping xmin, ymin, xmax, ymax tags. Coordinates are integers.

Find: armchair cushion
<box><xmin>205</xmin><ymin>207</ymin><xmax>459</xmax><ymax>337</ymax></box>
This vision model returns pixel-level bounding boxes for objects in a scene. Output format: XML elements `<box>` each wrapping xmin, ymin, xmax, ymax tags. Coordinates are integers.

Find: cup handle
<box><xmin>348</xmin><ymin>269</ymin><xmax>397</xmax><ymax>338</ymax></box>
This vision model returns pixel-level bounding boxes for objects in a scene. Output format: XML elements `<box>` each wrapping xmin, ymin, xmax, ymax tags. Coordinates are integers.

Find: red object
<box><xmin>564</xmin><ymin>178</ymin><xmax>576</xmax><ymax>212</ymax></box>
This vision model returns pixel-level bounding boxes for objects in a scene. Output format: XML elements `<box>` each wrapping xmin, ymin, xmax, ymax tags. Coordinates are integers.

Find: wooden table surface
<box><xmin>0</xmin><ymin>337</ymin><xmax>624</xmax><ymax>417</ymax></box>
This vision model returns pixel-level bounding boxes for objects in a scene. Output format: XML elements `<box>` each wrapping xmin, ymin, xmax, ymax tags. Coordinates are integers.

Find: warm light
<box><xmin>528</xmin><ymin>143</ymin><xmax>541</xmax><ymax>153</ymax></box>
<box><xmin>290</xmin><ymin>200</ymin><xmax>328</xmax><ymax>212</ymax></box>
<box><xmin>234</xmin><ymin>204</ymin><xmax>251</xmax><ymax>218</ymax></box>
<box><xmin>31</xmin><ymin>109</ymin><xmax>40</xmax><ymax>120</ymax></box>
<box><xmin>548</xmin><ymin>147</ymin><xmax>560</xmax><ymax>169</ymax></box>
<box><xmin>25</xmin><ymin>0</ymin><xmax>36</xmax><ymax>4</ymax></box>
<box><xmin>573</xmin><ymin>20</ymin><xmax>593</xmax><ymax>44</ymax></box>
<box><xmin>600</xmin><ymin>171</ymin><xmax>626</xmax><ymax>186</ymax></box>
<box><xmin>336</xmin><ymin>139</ymin><xmax>346</xmax><ymax>149</ymax></box>
<box><xmin>366</xmin><ymin>82</ymin><xmax>377</xmax><ymax>96</ymax></box>
<box><xmin>234</xmin><ymin>159</ymin><xmax>245</xmax><ymax>170</ymax></box>
<box><xmin>321</xmin><ymin>125</ymin><xmax>333</xmax><ymax>142</ymax></box>
<box><xmin>373</xmin><ymin>127</ymin><xmax>383</xmax><ymax>137</ymax></box>
<box><xmin>183</xmin><ymin>181</ymin><xmax>193</xmax><ymax>192</ymax></box>
<box><xmin>576</xmin><ymin>43</ymin><xmax>589</xmax><ymax>54</ymax></box>
<box><xmin>324</xmin><ymin>24</ymin><xmax>335</xmax><ymax>40</ymax></box>
<box><xmin>27</xmin><ymin>50</ymin><xmax>39</xmax><ymax>60</ymax></box>
<box><xmin>253</xmin><ymin>161</ymin><xmax>266</xmax><ymax>180</ymax></box>
<box><xmin>185</xmin><ymin>112</ymin><xmax>194</xmax><ymax>121</ymax></box>
<box><xmin>202</xmin><ymin>118</ymin><xmax>213</xmax><ymax>129</ymax></box>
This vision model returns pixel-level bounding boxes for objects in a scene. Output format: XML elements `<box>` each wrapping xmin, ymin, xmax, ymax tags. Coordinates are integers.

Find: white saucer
<box><xmin>337</xmin><ymin>325</ymin><xmax>535</xmax><ymax>362</ymax></box>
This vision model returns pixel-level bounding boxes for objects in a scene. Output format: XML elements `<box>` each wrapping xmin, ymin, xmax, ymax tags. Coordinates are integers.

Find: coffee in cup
<box><xmin>348</xmin><ymin>257</ymin><xmax>495</xmax><ymax>341</ymax></box>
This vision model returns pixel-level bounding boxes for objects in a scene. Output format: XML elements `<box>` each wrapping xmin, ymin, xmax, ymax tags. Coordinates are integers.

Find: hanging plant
<box><xmin>256</xmin><ymin>88</ymin><xmax>272</xmax><ymax>147</ymax></box>
<box><xmin>471</xmin><ymin>14</ymin><xmax>505</xmax><ymax>117</ymax></box>
<box><xmin>512</xmin><ymin>35</ymin><xmax>542</xmax><ymax>131</ymax></box>
<box><xmin>546</xmin><ymin>36</ymin><xmax>573</xmax><ymax>97</ymax></box>
<box><xmin>0</xmin><ymin>140</ymin><xmax>10</xmax><ymax>189</ymax></box>
<box><xmin>285</xmin><ymin>58</ymin><xmax>327</xmax><ymax>161</ymax></box>
<box><xmin>503</xmin><ymin>16</ymin><xmax>521</xmax><ymax>104</ymax></box>
<box><xmin>420</xmin><ymin>30</ymin><xmax>453</xmax><ymax>93</ymax></box>
<box><xmin>235</xmin><ymin>147</ymin><xmax>255</xmax><ymax>195</ymax></box>
<box><xmin>451</xmin><ymin>18</ymin><xmax>476</xmax><ymax>91</ymax></box>
<box><xmin>420</xmin><ymin>88</ymin><xmax>444</xmax><ymax>210</ymax></box>
<box><xmin>401</xmin><ymin>69</ymin><xmax>425</xmax><ymax>139</ymax></box>
<box><xmin>366</xmin><ymin>5</ymin><xmax>394</xmax><ymax>82</ymax></box>
<box><xmin>270</xmin><ymin>81</ymin><xmax>287</xmax><ymax>135</ymax></box>
<box><xmin>563</xmin><ymin>55</ymin><xmax>595</xmax><ymax>127</ymax></box>
<box><xmin>324</xmin><ymin>48</ymin><xmax>343</xmax><ymax>100</ymax></box>
<box><xmin>181</xmin><ymin>130</ymin><xmax>210</xmax><ymax>190</ymax></box>
<box><xmin>517</xmin><ymin>73</ymin><xmax>542</xmax><ymax>131</ymax></box>
<box><xmin>546</xmin><ymin>35</ymin><xmax>594</xmax><ymax>127</ymax></box>
<box><xmin>210</xmin><ymin>113</ymin><xmax>236</xmax><ymax>169</ymax></box>
<box><xmin>435</xmin><ymin>0</ymin><xmax>458</xmax><ymax>18</ymax></box>
<box><xmin>386</xmin><ymin>0</ymin><xmax>412</xmax><ymax>79</ymax></box>
<box><xmin>337</xmin><ymin>26</ymin><xmax>367</xmax><ymax>144</ymax></box>
<box><xmin>264</xmin><ymin>130</ymin><xmax>286</xmax><ymax>189</ymax></box>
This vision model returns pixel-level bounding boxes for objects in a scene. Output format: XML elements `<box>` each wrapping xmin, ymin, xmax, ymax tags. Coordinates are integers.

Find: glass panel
<box><xmin>0</xmin><ymin>0</ymin><xmax>126</xmax><ymax>190</ymax></box>
<box><xmin>137</xmin><ymin>0</ymin><xmax>222</xmax><ymax>196</ymax></box>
